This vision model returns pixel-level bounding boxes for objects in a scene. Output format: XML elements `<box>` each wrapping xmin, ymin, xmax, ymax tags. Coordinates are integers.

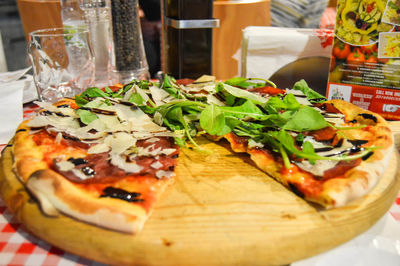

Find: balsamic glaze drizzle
<box><xmin>81</xmin><ymin>166</ymin><xmax>96</xmax><ymax>177</ymax></box>
<box><xmin>100</xmin><ymin>187</ymin><xmax>144</xmax><ymax>202</ymax></box>
<box><xmin>79</xmin><ymin>107</ymin><xmax>117</xmax><ymax>116</ymax></box>
<box><xmin>358</xmin><ymin>113</ymin><xmax>377</xmax><ymax>123</ymax></box>
<box><xmin>348</xmin><ymin>140</ymin><xmax>369</xmax><ymax>147</ymax></box>
<box><xmin>41</xmin><ymin>110</ymin><xmax>69</xmax><ymax>117</ymax></box>
<box><xmin>68</xmin><ymin>157</ymin><xmax>88</xmax><ymax>166</ymax></box>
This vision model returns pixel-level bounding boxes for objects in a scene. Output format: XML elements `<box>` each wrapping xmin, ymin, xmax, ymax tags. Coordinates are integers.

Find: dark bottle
<box><xmin>161</xmin><ymin>0</ymin><xmax>218</xmax><ymax>79</ymax></box>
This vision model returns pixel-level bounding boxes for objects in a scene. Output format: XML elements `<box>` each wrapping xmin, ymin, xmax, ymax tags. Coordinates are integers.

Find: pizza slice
<box><xmin>156</xmin><ymin>76</ymin><xmax>394</xmax><ymax>208</ymax></box>
<box><xmin>12</xmin><ymin>85</ymin><xmax>180</xmax><ymax>233</ymax></box>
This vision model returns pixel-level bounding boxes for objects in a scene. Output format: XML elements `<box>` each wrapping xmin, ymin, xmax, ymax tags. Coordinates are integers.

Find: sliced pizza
<box><xmin>13</xmin><ymin>91</ymin><xmax>179</xmax><ymax>233</ymax></box>
<box><xmin>7</xmin><ymin>74</ymin><xmax>395</xmax><ymax>237</ymax></box>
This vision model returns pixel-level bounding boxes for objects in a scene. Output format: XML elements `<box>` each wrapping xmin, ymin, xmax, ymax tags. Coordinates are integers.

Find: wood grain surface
<box><xmin>0</xmin><ymin>132</ymin><xmax>399</xmax><ymax>265</ymax></box>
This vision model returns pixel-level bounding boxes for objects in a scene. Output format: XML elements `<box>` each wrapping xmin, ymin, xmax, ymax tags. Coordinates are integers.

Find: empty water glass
<box><xmin>28</xmin><ymin>27</ymin><xmax>95</xmax><ymax>102</ymax></box>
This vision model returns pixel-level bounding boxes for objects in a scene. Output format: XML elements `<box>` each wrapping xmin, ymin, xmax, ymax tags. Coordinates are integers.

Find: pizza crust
<box><xmin>27</xmin><ymin>169</ymin><xmax>166</xmax><ymax>233</ymax></box>
<box><xmin>225</xmin><ymin>99</ymin><xmax>394</xmax><ymax>208</ymax></box>
<box><xmin>320</xmin><ymin>100</ymin><xmax>394</xmax><ymax>207</ymax></box>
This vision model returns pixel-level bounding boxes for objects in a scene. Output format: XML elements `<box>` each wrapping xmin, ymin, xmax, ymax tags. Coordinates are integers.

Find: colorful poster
<box><xmin>327</xmin><ymin>0</ymin><xmax>400</xmax><ymax>120</ymax></box>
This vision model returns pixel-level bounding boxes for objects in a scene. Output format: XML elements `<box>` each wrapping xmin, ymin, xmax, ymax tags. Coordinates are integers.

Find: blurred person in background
<box><xmin>271</xmin><ymin>0</ymin><xmax>330</xmax><ymax>28</ymax></box>
<box><xmin>139</xmin><ymin>0</ymin><xmax>161</xmax><ymax>78</ymax></box>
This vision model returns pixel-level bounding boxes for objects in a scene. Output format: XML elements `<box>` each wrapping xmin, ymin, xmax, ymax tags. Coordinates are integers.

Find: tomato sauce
<box><xmin>281</xmin><ymin>164</ymin><xmax>324</xmax><ymax>197</ymax></box>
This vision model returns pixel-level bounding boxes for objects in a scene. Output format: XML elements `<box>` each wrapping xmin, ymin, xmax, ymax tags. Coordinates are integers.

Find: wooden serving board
<box><xmin>0</xmin><ymin>136</ymin><xmax>399</xmax><ymax>266</ymax></box>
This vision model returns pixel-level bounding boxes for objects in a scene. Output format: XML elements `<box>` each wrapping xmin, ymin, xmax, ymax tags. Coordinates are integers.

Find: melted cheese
<box><xmin>295</xmin><ymin>160</ymin><xmax>338</xmax><ymax>177</ymax></box>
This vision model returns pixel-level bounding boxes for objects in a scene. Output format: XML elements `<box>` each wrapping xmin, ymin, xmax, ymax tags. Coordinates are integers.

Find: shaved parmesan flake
<box><xmin>55</xmin><ymin>133</ymin><xmax>63</xmax><ymax>144</ymax></box>
<box><xmin>27</xmin><ymin>115</ymin><xmax>80</xmax><ymax>130</ymax></box>
<box><xmin>146</xmin><ymin>137</ymin><xmax>160</xmax><ymax>143</ymax></box>
<box><xmin>134</xmin><ymin>85</ymin><xmax>150</xmax><ymax>103</ymax></box>
<box><xmin>88</xmin><ymin>143</ymin><xmax>110</xmax><ymax>154</ymax></box>
<box><xmin>110</xmin><ymin>153</ymin><xmax>143</xmax><ymax>173</ymax></box>
<box><xmin>324</xmin><ymin>113</ymin><xmax>345</xmax><ymax>127</ymax></box>
<box><xmin>56</xmin><ymin>160</ymin><xmax>75</xmax><ymax>172</ymax></box>
<box><xmin>35</xmin><ymin>101</ymin><xmax>77</xmax><ymax>118</ymax></box>
<box><xmin>154</xmin><ymin>112</ymin><xmax>163</xmax><ymax>126</ymax></box>
<box><xmin>98</xmin><ymin>114</ymin><xmax>125</xmax><ymax>131</ymax></box>
<box><xmin>156</xmin><ymin>170</ymin><xmax>174</xmax><ymax>179</ymax></box>
<box><xmin>136</xmin><ymin>144</ymin><xmax>161</xmax><ymax>156</ymax></box>
<box><xmin>105</xmin><ymin>132</ymin><xmax>137</xmax><ymax>155</ymax></box>
<box><xmin>207</xmin><ymin>94</ymin><xmax>225</xmax><ymax>106</ymax></box>
<box><xmin>149</xmin><ymin>86</ymin><xmax>170</xmax><ymax>106</ymax></box>
<box><xmin>150</xmin><ymin>161</ymin><xmax>163</xmax><ymax>169</ymax></box>
<box><xmin>248</xmin><ymin>139</ymin><xmax>263</xmax><ymax>149</ymax></box>
<box><xmin>286</xmin><ymin>89</ymin><xmax>311</xmax><ymax>106</ymax></box>
<box><xmin>160</xmin><ymin>148</ymin><xmax>176</xmax><ymax>155</ymax></box>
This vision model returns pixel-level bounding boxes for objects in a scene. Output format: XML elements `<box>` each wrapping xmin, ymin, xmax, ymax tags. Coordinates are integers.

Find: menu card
<box><xmin>327</xmin><ymin>0</ymin><xmax>400</xmax><ymax>120</ymax></box>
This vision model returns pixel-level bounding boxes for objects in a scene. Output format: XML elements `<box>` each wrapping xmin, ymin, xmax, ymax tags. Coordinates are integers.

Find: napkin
<box><xmin>240</xmin><ymin>26</ymin><xmax>333</xmax><ymax>79</ymax></box>
<box><xmin>292</xmin><ymin>213</ymin><xmax>400</xmax><ymax>266</ymax></box>
<box><xmin>0</xmin><ymin>70</ymin><xmax>31</xmax><ymax>144</ymax></box>
<box><xmin>0</xmin><ymin>67</ymin><xmax>31</xmax><ymax>84</ymax></box>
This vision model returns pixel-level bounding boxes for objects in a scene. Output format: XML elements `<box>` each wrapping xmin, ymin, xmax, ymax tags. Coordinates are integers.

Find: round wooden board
<box><xmin>1</xmin><ymin>138</ymin><xmax>399</xmax><ymax>266</ymax></box>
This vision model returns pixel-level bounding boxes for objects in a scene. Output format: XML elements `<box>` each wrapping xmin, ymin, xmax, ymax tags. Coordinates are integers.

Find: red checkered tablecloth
<box><xmin>0</xmin><ymin>198</ymin><xmax>104</xmax><ymax>266</ymax></box>
<box><xmin>0</xmin><ymin>101</ymin><xmax>399</xmax><ymax>265</ymax></box>
<box><xmin>0</xmin><ymin>104</ymin><xmax>104</xmax><ymax>265</ymax></box>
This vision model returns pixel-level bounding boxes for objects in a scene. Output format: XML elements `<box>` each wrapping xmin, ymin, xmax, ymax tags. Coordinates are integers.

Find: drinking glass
<box><xmin>28</xmin><ymin>27</ymin><xmax>95</xmax><ymax>102</ymax></box>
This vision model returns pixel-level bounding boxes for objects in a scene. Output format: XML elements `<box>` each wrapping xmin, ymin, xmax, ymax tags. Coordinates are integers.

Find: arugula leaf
<box><xmin>302</xmin><ymin>141</ymin><xmax>317</xmax><ymax>164</ymax></box>
<box><xmin>165</xmin><ymin>106</ymin><xmax>185</xmax><ymax>124</ymax></box>
<box><xmin>292</xmin><ymin>79</ymin><xmax>326</xmax><ymax>102</ymax></box>
<box><xmin>76</xmin><ymin>109</ymin><xmax>98</xmax><ymax>125</ymax></box>
<box><xmin>264</xmin><ymin>94</ymin><xmax>300</xmax><ymax>113</ymax></box>
<box><xmin>295</xmin><ymin>133</ymin><xmax>306</xmax><ymax>143</ymax></box>
<box><xmin>218</xmin><ymin>83</ymin><xmax>268</xmax><ymax>105</ymax></box>
<box><xmin>270</xmin><ymin>130</ymin><xmax>316</xmax><ymax>164</ymax></box>
<box><xmin>219</xmin><ymin>100</ymin><xmax>263</xmax><ymax>119</ymax></box>
<box><xmin>224</xmin><ymin>77</ymin><xmax>248</xmax><ymax>86</ymax></box>
<box><xmin>224</xmin><ymin>77</ymin><xmax>275</xmax><ymax>89</ymax></box>
<box><xmin>128</xmin><ymin>93</ymin><xmax>145</xmax><ymax>105</ymax></box>
<box><xmin>224</xmin><ymin>77</ymin><xmax>263</xmax><ymax>89</ymax></box>
<box><xmin>81</xmin><ymin>87</ymin><xmax>109</xmax><ymax>98</ymax></box>
<box><xmin>282</xmin><ymin>106</ymin><xmax>329</xmax><ymax>132</ymax></box>
<box><xmin>161</xmin><ymin>74</ymin><xmax>183</xmax><ymax>99</ymax></box>
<box><xmin>105</xmin><ymin>87</ymin><xmax>113</xmax><ymax>94</ymax></box>
<box><xmin>75</xmin><ymin>95</ymin><xmax>89</xmax><ymax>107</ymax></box>
<box><xmin>200</xmin><ymin>104</ymin><xmax>231</xmax><ymax>136</ymax></box>
<box><xmin>112</xmin><ymin>88</ymin><xmax>124</xmax><ymax>98</ymax></box>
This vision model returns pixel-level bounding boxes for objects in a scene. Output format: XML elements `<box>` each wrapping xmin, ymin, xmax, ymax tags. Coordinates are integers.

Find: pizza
<box><xmin>1</xmin><ymin>75</ymin><xmax>394</xmax><ymax>236</ymax></box>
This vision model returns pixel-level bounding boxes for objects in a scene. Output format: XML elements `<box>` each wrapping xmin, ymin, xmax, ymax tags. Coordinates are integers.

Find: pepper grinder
<box><xmin>161</xmin><ymin>0</ymin><xmax>219</xmax><ymax>79</ymax></box>
<box><xmin>110</xmin><ymin>0</ymin><xmax>150</xmax><ymax>83</ymax></box>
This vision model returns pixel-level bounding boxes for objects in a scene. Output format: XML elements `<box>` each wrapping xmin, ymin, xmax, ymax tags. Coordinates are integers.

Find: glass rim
<box><xmin>29</xmin><ymin>27</ymin><xmax>89</xmax><ymax>37</ymax></box>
